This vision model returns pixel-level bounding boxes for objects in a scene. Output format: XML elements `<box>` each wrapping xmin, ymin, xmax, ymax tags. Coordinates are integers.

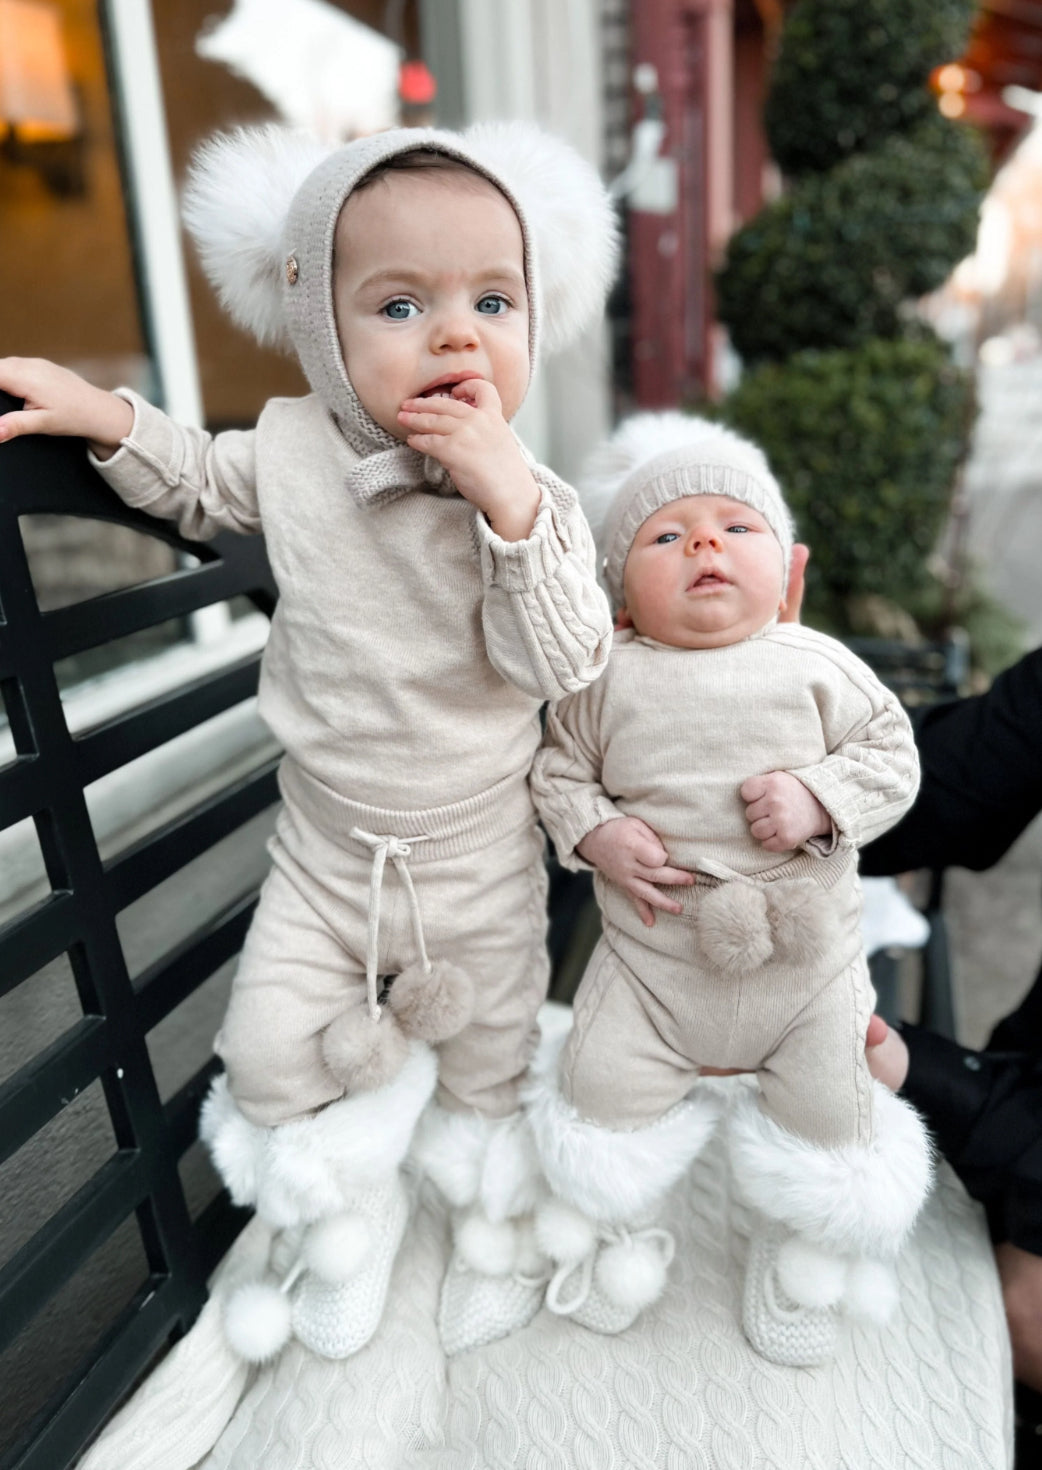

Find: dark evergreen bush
<box><xmin>764</xmin><ymin>0</ymin><xmax>979</xmax><ymax>176</ymax></box>
<box><xmin>713</xmin><ymin>0</ymin><xmax>989</xmax><ymax>639</ymax></box>
<box><xmin>721</xmin><ymin>336</ymin><xmax>973</xmax><ymax>622</ymax></box>
<box><xmin>717</xmin><ymin>116</ymin><xmax>988</xmax><ymax>361</ymax></box>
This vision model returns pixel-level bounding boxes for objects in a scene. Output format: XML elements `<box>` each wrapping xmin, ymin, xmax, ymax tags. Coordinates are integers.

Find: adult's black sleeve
<box><xmin>861</xmin><ymin>647</ymin><xmax>1042</xmax><ymax>877</ymax></box>
<box><xmin>899</xmin><ymin>1022</ymin><xmax>1042</xmax><ymax>1256</ymax></box>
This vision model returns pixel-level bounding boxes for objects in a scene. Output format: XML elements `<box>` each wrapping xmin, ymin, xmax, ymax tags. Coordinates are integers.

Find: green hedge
<box><xmin>716</xmin><ymin>114</ymin><xmax>988</xmax><ymax>362</ymax></box>
<box><xmin>764</xmin><ymin>0</ymin><xmax>979</xmax><ymax>175</ymax></box>
<box><xmin>720</xmin><ymin>335</ymin><xmax>974</xmax><ymax>627</ymax></box>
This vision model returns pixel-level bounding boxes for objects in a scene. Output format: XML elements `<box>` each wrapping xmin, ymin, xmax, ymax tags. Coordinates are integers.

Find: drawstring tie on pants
<box><xmin>350</xmin><ymin>826</ymin><xmax>433</xmax><ymax>1022</ymax></box>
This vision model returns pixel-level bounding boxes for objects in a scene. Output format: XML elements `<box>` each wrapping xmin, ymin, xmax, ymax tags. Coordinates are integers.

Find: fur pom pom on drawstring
<box><xmin>387</xmin><ymin>959</ymin><xmax>475</xmax><ymax>1042</ymax></box>
<box><xmin>182</xmin><ymin>123</ymin><xmax>330</xmax><ymax>348</ymax></box>
<box><xmin>320</xmin><ymin>1004</ymin><xmax>410</xmax><ymax>1093</ymax></box>
<box><xmin>696</xmin><ymin>881</ymin><xmax>773</xmax><ymax>977</ymax></box>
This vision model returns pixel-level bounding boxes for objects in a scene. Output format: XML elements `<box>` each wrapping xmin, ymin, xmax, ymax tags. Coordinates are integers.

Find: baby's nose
<box><xmin>432</xmin><ymin>308</ymin><xmax>479</xmax><ymax>352</ymax></box>
<box><xmin>686</xmin><ymin>527</ymin><xmax>723</xmax><ymax>552</ymax></box>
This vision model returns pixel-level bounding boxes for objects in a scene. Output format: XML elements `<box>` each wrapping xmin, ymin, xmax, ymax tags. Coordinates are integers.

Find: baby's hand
<box><xmin>576</xmin><ymin>815</ymin><xmax>694</xmax><ymax>927</ymax></box>
<box><xmin>0</xmin><ymin>358</ymin><xmax>132</xmax><ymax>457</ymax></box>
<box><xmin>398</xmin><ymin>379</ymin><xmax>540</xmax><ymax>541</ymax></box>
<box><xmin>740</xmin><ymin>770</ymin><xmax>831</xmax><ymax>852</ymax></box>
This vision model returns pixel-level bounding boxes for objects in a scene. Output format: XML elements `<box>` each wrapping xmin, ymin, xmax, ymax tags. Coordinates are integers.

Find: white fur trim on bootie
<box><xmin>524</xmin><ymin>1031</ymin><xmax>721</xmax><ymax>1224</ymax></box>
<box><xmin>387</xmin><ymin>959</ymin><xmax>475</xmax><ymax>1042</ymax></box>
<box><xmin>199</xmin><ymin>1042</ymin><xmax>436</xmax><ymax>1231</ymax></box>
<box><xmin>728</xmin><ymin>1082</ymin><xmax>933</xmax><ymax>1258</ymax></box>
<box><xmin>199</xmin><ymin>1074</ymin><xmax>266</xmax><ymax>1207</ymax></box>
<box><xmin>320</xmin><ymin>1004</ymin><xmax>410</xmax><ymax>1092</ymax></box>
<box><xmin>696</xmin><ymin>881</ymin><xmax>773</xmax><ymax>976</ymax></box>
<box><xmin>410</xmin><ymin>1104</ymin><xmax>542</xmax><ymax>1221</ymax></box>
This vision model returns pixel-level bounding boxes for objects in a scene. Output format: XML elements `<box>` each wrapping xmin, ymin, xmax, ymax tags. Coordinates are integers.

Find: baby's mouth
<box><xmin>688</xmin><ymin>571</ymin><xmax>729</xmax><ymax>590</ymax></box>
<box><xmin>416</xmin><ymin>373</ymin><xmax>480</xmax><ymax>399</ymax></box>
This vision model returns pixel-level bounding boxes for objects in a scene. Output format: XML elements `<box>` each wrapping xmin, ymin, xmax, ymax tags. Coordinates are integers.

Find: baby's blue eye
<box><xmin>382</xmin><ymin>299</ymin><xmax>419</xmax><ymax>320</ymax></box>
<box><xmin>655</xmin><ymin>532</ymin><xmax>679</xmax><ymax>544</ymax></box>
<box><xmin>726</xmin><ymin>524</ymin><xmax>750</xmax><ymax>533</ymax></box>
<box><xmin>476</xmin><ymin>294</ymin><xmax>509</xmax><ymax>315</ymax></box>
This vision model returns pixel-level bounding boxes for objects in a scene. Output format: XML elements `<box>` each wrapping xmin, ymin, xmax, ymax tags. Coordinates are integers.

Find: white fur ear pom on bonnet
<box><xmin>463</xmin><ymin>120</ymin><xmax>620</xmax><ymax>356</ymax></box>
<box><xmin>182</xmin><ymin>123</ymin><xmax>331</xmax><ymax>348</ymax></box>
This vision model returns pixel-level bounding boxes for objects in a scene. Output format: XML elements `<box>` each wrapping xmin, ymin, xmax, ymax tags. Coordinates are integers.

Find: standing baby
<box><xmin>529</xmin><ymin>413</ymin><xmax>933</xmax><ymax>1365</ymax></box>
<box><xmin>0</xmin><ymin>121</ymin><xmax>616</xmax><ymax>1361</ymax></box>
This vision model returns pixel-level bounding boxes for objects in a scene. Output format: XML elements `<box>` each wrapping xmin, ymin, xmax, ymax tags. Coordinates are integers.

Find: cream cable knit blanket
<box><xmin>77</xmin><ymin>1014</ymin><xmax>1011</xmax><ymax>1470</ymax></box>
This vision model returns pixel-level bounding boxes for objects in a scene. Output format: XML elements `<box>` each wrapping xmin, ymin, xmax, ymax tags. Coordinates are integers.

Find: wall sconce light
<box><xmin>0</xmin><ymin>0</ymin><xmax>84</xmax><ymax>194</ymax></box>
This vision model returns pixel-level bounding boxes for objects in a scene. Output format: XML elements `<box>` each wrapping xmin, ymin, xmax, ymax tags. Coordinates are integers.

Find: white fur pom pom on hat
<box><xmin>579</xmin><ymin>411</ymin><xmax>795</xmax><ymax>608</ymax></box>
<box><xmin>463</xmin><ymin>120</ymin><xmax>620</xmax><ymax>355</ymax></box>
<box><xmin>182</xmin><ymin>124</ymin><xmax>331</xmax><ymax>349</ymax></box>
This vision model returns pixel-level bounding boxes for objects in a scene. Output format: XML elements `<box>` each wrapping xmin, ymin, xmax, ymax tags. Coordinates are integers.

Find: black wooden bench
<box><xmin>0</xmin><ymin>396</ymin><xmax>279</xmax><ymax>1470</ymax></box>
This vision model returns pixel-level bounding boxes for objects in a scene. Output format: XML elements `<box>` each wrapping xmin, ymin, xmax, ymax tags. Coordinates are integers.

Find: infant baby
<box><xmin>528</xmin><ymin>413</ymin><xmax>933</xmax><ymax>1366</ymax></box>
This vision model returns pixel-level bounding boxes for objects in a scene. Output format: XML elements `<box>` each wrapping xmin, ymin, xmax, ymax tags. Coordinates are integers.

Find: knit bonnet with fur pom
<box><xmin>579</xmin><ymin>412</ymin><xmax>796</xmax><ymax>609</ymax></box>
<box><xmin>181</xmin><ymin>121</ymin><xmax>619</xmax><ymax>458</ymax></box>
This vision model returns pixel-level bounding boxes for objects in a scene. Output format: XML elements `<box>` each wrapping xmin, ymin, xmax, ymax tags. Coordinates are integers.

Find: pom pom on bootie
<box><xmin>223</xmin><ymin>1280</ymin><xmax>294</xmax><ymax>1362</ymax></box>
<box><xmin>301</xmin><ymin>1213</ymin><xmax>373</xmax><ymax>1282</ymax></box>
<box><xmin>697</xmin><ymin>882</ymin><xmax>773</xmax><ymax>977</ymax></box>
<box><xmin>387</xmin><ymin>959</ymin><xmax>475</xmax><ymax>1043</ymax></box>
<box><xmin>320</xmin><ymin>1005</ymin><xmax>409</xmax><ymax>1092</ymax></box>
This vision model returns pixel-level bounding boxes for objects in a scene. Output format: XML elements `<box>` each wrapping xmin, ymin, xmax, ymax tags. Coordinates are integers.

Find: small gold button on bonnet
<box><xmin>286</xmin><ymin>255</ymin><xmax>299</xmax><ymax>285</ymax></box>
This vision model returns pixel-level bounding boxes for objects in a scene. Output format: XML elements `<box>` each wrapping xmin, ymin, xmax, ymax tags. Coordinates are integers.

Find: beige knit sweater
<box><xmin>532</xmin><ymin>624</ymin><xmax>919</xmax><ymax>877</ymax></box>
<box><xmin>94</xmin><ymin>392</ymin><xmax>612</xmax><ymax>812</ymax></box>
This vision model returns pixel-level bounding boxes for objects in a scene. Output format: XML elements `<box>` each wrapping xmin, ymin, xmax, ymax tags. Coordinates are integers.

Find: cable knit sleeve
<box><xmin>530</xmin><ymin>677</ymin><xmax>623</xmax><ymax>870</ymax></box>
<box><xmin>784</xmin><ymin>639</ymin><xmax>921</xmax><ymax>850</ymax></box>
<box><xmin>476</xmin><ymin>468</ymin><xmax>613</xmax><ymax>702</ymax></box>
<box><xmin>88</xmin><ymin>389</ymin><xmax>262</xmax><ymax>541</ymax></box>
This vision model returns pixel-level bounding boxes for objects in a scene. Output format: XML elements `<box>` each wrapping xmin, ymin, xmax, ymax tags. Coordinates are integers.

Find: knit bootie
<box><xmin>438</xmin><ymin>1211</ymin><xmax>549</xmax><ymax>1356</ymax></box>
<box><xmin>742</xmin><ymin>1221</ymin><xmax>840</xmax><ymax>1367</ymax></box>
<box><xmin>537</xmin><ymin>1198</ymin><xmax>675</xmax><ymax>1335</ymax></box>
<box><xmin>222</xmin><ymin>1174</ymin><xmax>409</xmax><ymax>1361</ymax></box>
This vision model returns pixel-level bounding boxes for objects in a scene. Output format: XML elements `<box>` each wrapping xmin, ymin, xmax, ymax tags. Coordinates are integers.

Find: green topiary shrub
<box><xmin>721</xmin><ymin>335</ymin><xmax>974</xmax><ymax>627</ymax></box>
<box><xmin>764</xmin><ymin>0</ymin><xmax>978</xmax><ymax>176</ymax></box>
<box><xmin>717</xmin><ymin>115</ymin><xmax>988</xmax><ymax>361</ymax></box>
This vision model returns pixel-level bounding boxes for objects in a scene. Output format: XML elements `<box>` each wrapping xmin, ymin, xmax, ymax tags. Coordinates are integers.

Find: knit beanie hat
<box><xmin>579</xmin><ymin>412</ymin><xmax>795</xmax><ymax>609</ymax></box>
<box><xmin>181</xmin><ymin>122</ymin><xmax>619</xmax><ymax>456</ymax></box>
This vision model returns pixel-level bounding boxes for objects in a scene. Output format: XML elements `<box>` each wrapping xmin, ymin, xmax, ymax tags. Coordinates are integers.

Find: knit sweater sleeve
<box><xmin>783</xmin><ymin>639</ymin><xmax>921</xmax><ymax>849</ymax></box>
<box><xmin>88</xmin><ymin>389</ymin><xmax>262</xmax><ymax>541</ymax></box>
<box><xmin>475</xmin><ymin>469</ymin><xmax>613</xmax><ymax>702</ymax></box>
<box><xmin>530</xmin><ymin>678</ymin><xmax>623</xmax><ymax>870</ymax></box>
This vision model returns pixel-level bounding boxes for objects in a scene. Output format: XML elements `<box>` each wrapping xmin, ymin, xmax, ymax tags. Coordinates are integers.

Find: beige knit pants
<box><xmin>562</xmin><ymin>861</ymin><xmax>875</xmax><ymax>1150</ymax></box>
<box><xmin>217</xmin><ymin>759</ymin><xmax>550</xmax><ymax>1128</ymax></box>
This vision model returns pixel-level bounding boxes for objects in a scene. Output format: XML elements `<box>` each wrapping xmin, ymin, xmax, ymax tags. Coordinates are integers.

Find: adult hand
<box><xmin>996</xmin><ymin>1242</ymin><xmax>1042</xmax><ymax>1392</ymax></box>
<box><xmin>779</xmin><ymin>542</ymin><xmax>810</xmax><ymax>623</ymax></box>
<box><xmin>576</xmin><ymin>815</ymin><xmax>693</xmax><ymax>927</ymax></box>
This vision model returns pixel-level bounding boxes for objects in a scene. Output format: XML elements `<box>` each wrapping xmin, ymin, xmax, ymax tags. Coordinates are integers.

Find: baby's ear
<box><xmin>182</xmin><ymin>124</ymin><xmax>330</xmax><ymax>348</ymax></box>
<box><xmin>462</xmin><ymin>121</ymin><xmax>620</xmax><ymax>355</ymax></box>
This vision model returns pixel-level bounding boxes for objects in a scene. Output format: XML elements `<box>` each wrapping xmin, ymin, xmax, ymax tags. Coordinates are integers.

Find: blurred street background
<box><xmin>3</xmin><ymin>0</ymin><xmax>1042</xmax><ymax>1456</ymax></box>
